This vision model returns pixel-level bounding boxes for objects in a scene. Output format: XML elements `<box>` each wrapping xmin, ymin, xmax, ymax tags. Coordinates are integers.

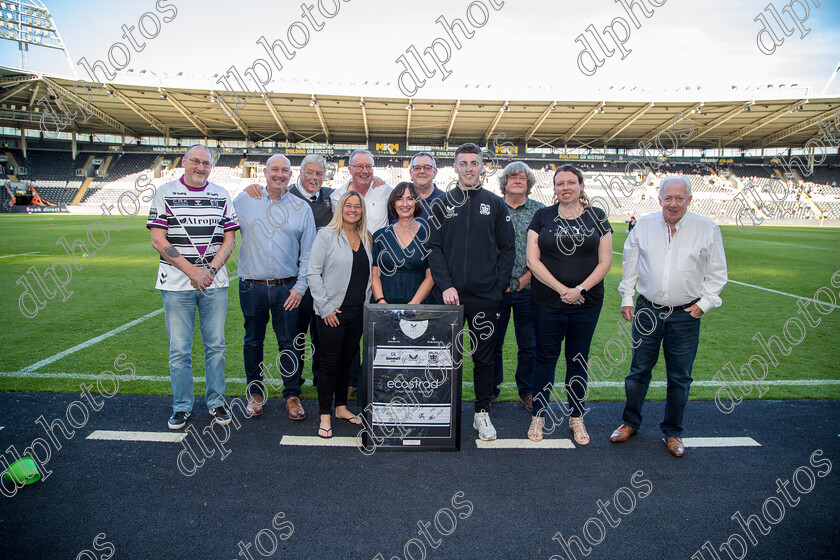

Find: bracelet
<box><xmin>208</xmin><ymin>266</ymin><xmax>218</xmax><ymax>275</ymax></box>
<box><xmin>375</xmin><ymin>297</ymin><xmax>385</xmax><ymax>303</ymax></box>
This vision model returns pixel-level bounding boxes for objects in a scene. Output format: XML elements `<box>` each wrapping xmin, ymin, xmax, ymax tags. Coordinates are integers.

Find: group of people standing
<box><xmin>148</xmin><ymin>141</ymin><xmax>727</xmax><ymax>456</ymax></box>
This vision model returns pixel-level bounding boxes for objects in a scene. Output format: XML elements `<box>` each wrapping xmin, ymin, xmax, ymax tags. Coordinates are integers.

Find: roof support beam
<box><xmin>725</xmin><ymin>100</ymin><xmax>805</xmax><ymax>145</ymax></box>
<box><xmin>45</xmin><ymin>78</ymin><xmax>137</xmax><ymax>136</ymax></box>
<box><xmin>753</xmin><ymin>106</ymin><xmax>838</xmax><ymax>147</ymax></box>
<box><xmin>406</xmin><ymin>99</ymin><xmax>413</xmax><ymax>143</ymax></box>
<box><xmin>263</xmin><ymin>95</ymin><xmax>291</xmax><ymax>140</ymax></box>
<box><xmin>213</xmin><ymin>90</ymin><xmax>249</xmax><ymax>137</ymax></box>
<box><xmin>693</xmin><ymin>103</ymin><xmax>750</xmax><ymax>141</ymax></box>
<box><xmin>565</xmin><ymin>102</ymin><xmax>604</xmax><ymax>142</ymax></box>
<box><xmin>525</xmin><ymin>101</ymin><xmax>556</xmax><ymax>143</ymax></box>
<box><xmin>444</xmin><ymin>99</ymin><xmax>460</xmax><ymax>145</ymax></box>
<box><xmin>484</xmin><ymin>101</ymin><xmax>508</xmax><ymax>144</ymax></box>
<box><xmin>360</xmin><ymin>96</ymin><xmax>369</xmax><ymax>142</ymax></box>
<box><xmin>311</xmin><ymin>95</ymin><xmax>330</xmax><ymax>143</ymax></box>
<box><xmin>0</xmin><ymin>83</ymin><xmax>30</xmax><ymax>104</ymax></box>
<box><xmin>601</xmin><ymin>102</ymin><xmax>654</xmax><ymax>144</ymax></box>
<box><xmin>161</xmin><ymin>89</ymin><xmax>209</xmax><ymax>137</ymax></box>
<box><xmin>641</xmin><ymin>103</ymin><xmax>702</xmax><ymax>143</ymax></box>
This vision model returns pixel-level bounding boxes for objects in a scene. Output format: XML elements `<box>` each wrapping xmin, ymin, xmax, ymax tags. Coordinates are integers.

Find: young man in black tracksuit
<box><xmin>427</xmin><ymin>143</ymin><xmax>515</xmax><ymax>441</ymax></box>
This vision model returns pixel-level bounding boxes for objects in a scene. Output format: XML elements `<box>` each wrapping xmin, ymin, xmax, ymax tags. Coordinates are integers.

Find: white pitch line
<box><xmin>0</xmin><ymin>372</ymin><xmax>838</xmax><ymax>389</ymax></box>
<box><xmin>20</xmin><ymin>308</ymin><xmax>164</xmax><ymax>372</ymax></box>
<box><xmin>86</xmin><ymin>430</ymin><xmax>185</xmax><ymax>443</ymax></box>
<box><xmin>280</xmin><ymin>435</ymin><xmax>359</xmax><ymax>447</ymax></box>
<box><xmin>476</xmin><ymin>438</ymin><xmax>575</xmax><ymax>449</ymax></box>
<box><xmin>0</xmin><ymin>251</ymin><xmax>40</xmax><ymax>259</ymax></box>
<box><xmin>614</xmin><ymin>249</ymin><xmax>839</xmax><ymax>308</ymax></box>
<box><xmin>726</xmin><ymin>280</ymin><xmax>840</xmax><ymax>309</ymax></box>
<box><xmin>679</xmin><ymin>437</ymin><xmax>761</xmax><ymax>448</ymax></box>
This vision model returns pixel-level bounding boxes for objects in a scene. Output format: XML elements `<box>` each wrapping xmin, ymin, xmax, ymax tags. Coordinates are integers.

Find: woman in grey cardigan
<box><xmin>306</xmin><ymin>191</ymin><xmax>372</xmax><ymax>438</ymax></box>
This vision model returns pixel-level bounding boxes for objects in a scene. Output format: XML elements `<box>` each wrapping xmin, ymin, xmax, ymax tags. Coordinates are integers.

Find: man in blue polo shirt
<box><xmin>233</xmin><ymin>154</ymin><xmax>316</xmax><ymax>420</ymax></box>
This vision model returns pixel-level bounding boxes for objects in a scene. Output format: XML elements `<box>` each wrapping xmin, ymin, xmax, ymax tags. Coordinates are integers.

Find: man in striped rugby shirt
<box><xmin>148</xmin><ymin>144</ymin><xmax>239</xmax><ymax>430</ymax></box>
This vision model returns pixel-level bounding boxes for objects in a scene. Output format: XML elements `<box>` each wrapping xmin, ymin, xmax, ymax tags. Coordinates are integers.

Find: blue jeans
<box><xmin>493</xmin><ymin>289</ymin><xmax>536</xmax><ymax>398</ymax></box>
<box><xmin>239</xmin><ymin>279</ymin><xmax>301</xmax><ymax>399</ymax></box>
<box><xmin>531</xmin><ymin>302</ymin><xmax>602</xmax><ymax>419</ymax></box>
<box><xmin>622</xmin><ymin>297</ymin><xmax>701</xmax><ymax>436</ymax></box>
<box><xmin>160</xmin><ymin>288</ymin><xmax>228</xmax><ymax>413</ymax></box>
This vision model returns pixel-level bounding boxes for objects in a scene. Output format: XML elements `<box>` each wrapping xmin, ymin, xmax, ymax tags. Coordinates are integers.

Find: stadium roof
<box><xmin>1</xmin><ymin>67</ymin><xmax>837</xmax><ymax>151</ymax></box>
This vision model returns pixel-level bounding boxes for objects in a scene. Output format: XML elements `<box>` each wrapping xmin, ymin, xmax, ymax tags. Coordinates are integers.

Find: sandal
<box><xmin>336</xmin><ymin>413</ymin><xmax>362</xmax><ymax>425</ymax></box>
<box><xmin>318</xmin><ymin>426</ymin><xmax>333</xmax><ymax>439</ymax></box>
<box><xmin>527</xmin><ymin>416</ymin><xmax>545</xmax><ymax>442</ymax></box>
<box><xmin>569</xmin><ymin>417</ymin><xmax>590</xmax><ymax>445</ymax></box>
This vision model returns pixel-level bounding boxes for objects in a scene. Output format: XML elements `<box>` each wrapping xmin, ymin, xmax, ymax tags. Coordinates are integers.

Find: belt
<box><xmin>638</xmin><ymin>294</ymin><xmax>699</xmax><ymax>312</ymax></box>
<box><xmin>243</xmin><ymin>277</ymin><xmax>296</xmax><ymax>286</ymax></box>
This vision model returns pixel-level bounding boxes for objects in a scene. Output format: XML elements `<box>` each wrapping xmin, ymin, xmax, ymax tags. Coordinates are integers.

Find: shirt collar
<box><xmin>294</xmin><ymin>183</ymin><xmax>317</xmax><ymax>200</ymax></box>
<box><xmin>180</xmin><ymin>176</ymin><xmax>208</xmax><ymax>191</ymax></box>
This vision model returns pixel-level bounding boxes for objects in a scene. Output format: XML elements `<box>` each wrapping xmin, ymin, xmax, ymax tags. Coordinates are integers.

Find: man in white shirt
<box><xmin>330</xmin><ymin>149</ymin><xmax>392</xmax><ymax>232</ymax></box>
<box><xmin>610</xmin><ymin>175</ymin><xmax>728</xmax><ymax>457</ymax></box>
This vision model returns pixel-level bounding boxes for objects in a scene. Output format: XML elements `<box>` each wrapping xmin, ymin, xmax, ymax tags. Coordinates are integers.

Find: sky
<box><xmin>1</xmin><ymin>0</ymin><xmax>839</xmax><ymax>103</ymax></box>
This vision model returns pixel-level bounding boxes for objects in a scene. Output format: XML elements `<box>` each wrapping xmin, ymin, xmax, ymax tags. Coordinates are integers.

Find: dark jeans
<box><xmin>296</xmin><ymin>289</ymin><xmax>322</xmax><ymax>386</ymax></box>
<box><xmin>531</xmin><ymin>302</ymin><xmax>602</xmax><ymax>419</ymax></box>
<box><xmin>316</xmin><ymin>304</ymin><xmax>364</xmax><ymax>415</ymax></box>
<box><xmin>622</xmin><ymin>297</ymin><xmax>700</xmax><ymax>437</ymax></box>
<box><xmin>239</xmin><ymin>279</ymin><xmax>301</xmax><ymax>399</ymax></box>
<box><xmin>460</xmin><ymin>304</ymin><xmax>499</xmax><ymax>413</ymax></box>
<box><xmin>493</xmin><ymin>289</ymin><xmax>536</xmax><ymax>398</ymax></box>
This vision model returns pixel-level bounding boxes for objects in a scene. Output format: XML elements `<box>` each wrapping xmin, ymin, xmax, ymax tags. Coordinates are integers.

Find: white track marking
<box><xmin>726</xmin><ymin>280</ymin><xmax>840</xmax><ymax>309</ymax></box>
<box><xmin>679</xmin><ymin>437</ymin><xmax>761</xmax><ymax>447</ymax></box>
<box><xmin>1</xmin><ymin>372</ymin><xmax>837</xmax><ymax>389</ymax></box>
<box><xmin>280</xmin><ymin>435</ymin><xmax>358</xmax><ymax>447</ymax></box>
<box><xmin>613</xmin><ymin>250</ymin><xmax>839</xmax><ymax>308</ymax></box>
<box><xmin>20</xmin><ymin>308</ymin><xmax>164</xmax><ymax>372</ymax></box>
<box><xmin>476</xmin><ymin>438</ymin><xmax>575</xmax><ymax>449</ymax></box>
<box><xmin>87</xmin><ymin>430</ymin><xmax>185</xmax><ymax>443</ymax></box>
<box><xmin>0</xmin><ymin>251</ymin><xmax>40</xmax><ymax>259</ymax></box>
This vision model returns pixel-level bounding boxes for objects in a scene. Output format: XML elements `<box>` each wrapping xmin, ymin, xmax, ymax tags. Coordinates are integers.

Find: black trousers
<box><xmin>315</xmin><ymin>305</ymin><xmax>363</xmax><ymax>415</ymax></box>
<box><xmin>296</xmin><ymin>289</ymin><xmax>322</xmax><ymax>386</ymax></box>
<box><xmin>461</xmin><ymin>303</ymin><xmax>499</xmax><ymax>413</ymax></box>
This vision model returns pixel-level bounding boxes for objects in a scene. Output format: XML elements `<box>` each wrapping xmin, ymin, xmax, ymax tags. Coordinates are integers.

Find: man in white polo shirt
<box><xmin>331</xmin><ymin>149</ymin><xmax>392</xmax><ymax>232</ymax></box>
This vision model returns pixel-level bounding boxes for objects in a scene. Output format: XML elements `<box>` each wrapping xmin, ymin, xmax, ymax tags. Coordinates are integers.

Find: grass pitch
<box><xmin>1</xmin><ymin>213</ymin><xmax>838</xmax><ymax>405</ymax></box>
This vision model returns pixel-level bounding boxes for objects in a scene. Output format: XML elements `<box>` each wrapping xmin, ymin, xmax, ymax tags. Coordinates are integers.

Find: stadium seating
<box><xmin>4</xmin><ymin>148</ymin><xmax>840</xmax><ymax>221</ymax></box>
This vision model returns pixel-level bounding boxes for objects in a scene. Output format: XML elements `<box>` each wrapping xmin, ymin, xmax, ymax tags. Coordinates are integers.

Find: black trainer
<box><xmin>210</xmin><ymin>406</ymin><xmax>232</xmax><ymax>426</ymax></box>
<box><xmin>168</xmin><ymin>411</ymin><xmax>190</xmax><ymax>430</ymax></box>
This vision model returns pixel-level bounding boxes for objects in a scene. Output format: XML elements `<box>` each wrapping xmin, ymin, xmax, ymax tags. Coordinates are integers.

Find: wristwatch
<box><xmin>208</xmin><ymin>266</ymin><xmax>218</xmax><ymax>275</ymax></box>
<box><xmin>576</xmin><ymin>285</ymin><xmax>587</xmax><ymax>297</ymax></box>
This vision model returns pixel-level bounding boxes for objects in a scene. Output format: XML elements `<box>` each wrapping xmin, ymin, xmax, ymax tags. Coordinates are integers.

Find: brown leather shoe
<box><xmin>610</xmin><ymin>424</ymin><xmax>637</xmax><ymax>442</ymax></box>
<box><xmin>666</xmin><ymin>436</ymin><xmax>685</xmax><ymax>457</ymax></box>
<box><xmin>490</xmin><ymin>394</ymin><xmax>499</xmax><ymax>404</ymax></box>
<box><xmin>519</xmin><ymin>394</ymin><xmax>533</xmax><ymax>413</ymax></box>
<box><xmin>286</xmin><ymin>396</ymin><xmax>306</xmax><ymax>421</ymax></box>
<box><xmin>245</xmin><ymin>395</ymin><xmax>263</xmax><ymax>417</ymax></box>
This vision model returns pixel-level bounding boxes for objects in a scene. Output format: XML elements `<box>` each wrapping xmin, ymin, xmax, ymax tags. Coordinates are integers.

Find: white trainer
<box><xmin>473</xmin><ymin>411</ymin><xmax>497</xmax><ymax>441</ymax></box>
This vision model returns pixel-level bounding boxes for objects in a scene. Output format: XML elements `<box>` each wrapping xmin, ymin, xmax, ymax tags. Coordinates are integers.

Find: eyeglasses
<box><xmin>350</xmin><ymin>164</ymin><xmax>374</xmax><ymax>171</ymax></box>
<box><xmin>411</xmin><ymin>165</ymin><xmax>435</xmax><ymax>172</ymax></box>
<box><xmin>184</xmin><ymin>157</ymin><xmax>213</xmax><ymax>167</ymax></box>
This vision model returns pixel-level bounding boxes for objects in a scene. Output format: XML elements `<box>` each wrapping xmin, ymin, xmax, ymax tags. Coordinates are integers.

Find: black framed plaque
<box><xmin>362</xmin><ymin>304</ymin><xmax>463</xmax><ymax>452</ymax></box>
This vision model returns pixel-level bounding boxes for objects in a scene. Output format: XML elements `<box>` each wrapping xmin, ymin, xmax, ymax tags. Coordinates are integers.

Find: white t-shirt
<box><xmin>331</xmin><ymin>182</ymin><xmax>393</xmax><ymax>233</ymax></box>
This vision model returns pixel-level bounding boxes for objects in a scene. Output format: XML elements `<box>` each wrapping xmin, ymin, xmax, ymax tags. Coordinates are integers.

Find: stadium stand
<box><xmin>4</xmin><ymin>148</ymin><xmax>840</xmax><ymax>222</ymax></box>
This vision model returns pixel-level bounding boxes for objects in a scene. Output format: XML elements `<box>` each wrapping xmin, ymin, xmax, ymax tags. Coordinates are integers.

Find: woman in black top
<box><xmin>306</xmin><ymin>191</ymin><xmax>372</xmax><ymax>438</ymax></box>
<box><xmin>525</xmin><ymin>165</ymin><xmax>612</xmax><ymax>444</ymax></box>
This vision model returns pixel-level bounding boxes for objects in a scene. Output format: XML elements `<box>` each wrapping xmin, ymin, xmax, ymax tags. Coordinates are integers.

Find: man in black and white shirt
<box><xmin>148</xmin><ymin>144</ymin><xmax>239</xmax><ymax>430</ymax></box>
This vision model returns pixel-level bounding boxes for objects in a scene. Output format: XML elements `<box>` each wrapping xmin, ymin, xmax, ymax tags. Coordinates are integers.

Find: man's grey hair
<box><xmin>349</xmin><ymin>149</ymin><xmax>375</xmax><ymax>166</ymax></box>
<box><xmin>498</xmin><ymin>161</ymin><xmax>536</xmax><ymax>195</ymax></box>
<box><xmin>184</xmin><ymin>144</ymin><xmax>215</xmax><ymax>162</ymax></box>
<box><xmin>658</xmin><ymin>175</ymin><xmax>693</xmax><ymax>197</ymax></box>
<box><xmin>410</xmin><ymin>152</ymin><xmax>437</xmax><ymax>168</ymax></box>
<box><xmin>301</xmin><ymin>154</ymin><xmax>327</xmax><ymax>171</ymax></box>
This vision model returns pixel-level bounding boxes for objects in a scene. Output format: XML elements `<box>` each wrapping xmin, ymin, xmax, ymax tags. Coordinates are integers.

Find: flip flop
<box><xmin>336</xmin><ymin>414</ymin><xmax>362</xmax><ymax>425</ymax></box>
<box><xmin>318</xmin><ymin>426</ymin><xmax>333</xmax><ymax>439</ymax></box>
